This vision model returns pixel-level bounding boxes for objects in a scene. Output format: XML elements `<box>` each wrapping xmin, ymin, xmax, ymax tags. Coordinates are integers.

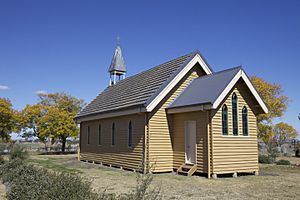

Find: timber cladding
<box><xmin>148</xmin><ymin>65</ymin><xmax>206</xmax><ymax>172</ymax></box>
<box><xmin>172</xmin><ymin>111</ymin><xmax>208</xmax><ymax>173</ymax></box>
<box><xmin>80</xmin><ymin>114</ymin><xmax>145</xmax><ymax>170</ymax></box>
<box><xmin>211</xmin><ymin>82</ymin><xmax>258</xmax><ymax>174</ymax></box>
<box><xmin>75</xmin><ymin>50</ymin><xmax>268</xmax><ymax>177</ymax></box>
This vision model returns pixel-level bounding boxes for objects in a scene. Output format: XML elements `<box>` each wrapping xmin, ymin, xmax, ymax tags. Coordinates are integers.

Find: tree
<box><xmin>41</xmin><ymin>107</ymin><xmax>79</xmax><ymax>152</ymax></box>
<box><xmin>251</xmin><ymin>76</ymin><xmax>289</xmax><ymax>124</ymax></box>
<box><xmin>257</xmin><ymin>123</ymin><xmax>273</xmax><ymax>145</ymax></box>
<box><xmin>273</xmin><ymin>122</ymin><xmax>298</xmax><ymax>147</ymax></box>
<box><xmin>0</xmin><ymin>98</ymin><xmax>19</xmax><ymax>141</ymax></box>
<box><xmin>20</xmin><ymin>93</ymin><xmax>84</xmax><ymax>152</ymax></box>
<box><xmin>250</xmin><ymin>76</ymin><xmax>289</xmax><ymax>143</ymax></box>
<box><xmin>20</xmin><ymin>104</ymin><xmax>47</xmax><ymax>146</ymax></box>
<box><xmin>39</xmin><ymin>93</ymin><xmax>84</xmax><ymax>152</ymax></box>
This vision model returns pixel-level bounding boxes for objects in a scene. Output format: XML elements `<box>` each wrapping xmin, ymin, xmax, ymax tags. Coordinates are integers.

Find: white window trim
<box><xmin>222</xmin><ymin>135</ymin><xmax>250</xmax><ymax>138</ymax></box>
<box><xmin>146</xmin><ymin>54</ymin><xmax>212</xmax><ymax>112</ymax></box>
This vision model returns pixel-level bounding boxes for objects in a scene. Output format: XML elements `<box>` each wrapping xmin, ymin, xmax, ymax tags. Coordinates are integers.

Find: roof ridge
<box><xmin>205</xmin><ymin>65</ymin><xmax>242</xmax><ymax>77</ymax></box>
<box><xmin>75</xmin><ymin>51</ymin><xmax>196</xmax><ymax>118</ymax></box>
<box><xmin>213</xmin><ymin>65</ymin><xmax>242</xmax><ymax>74</ymax></box>
<box><xmin>182</xmin><ymin>66</ymin><xmax>242</xmax><ymax>85</ymax></box>
<box><xmin>144</xmin><ymin>50</ymin><xmax>200</xmax><ymax>107</ymax></box>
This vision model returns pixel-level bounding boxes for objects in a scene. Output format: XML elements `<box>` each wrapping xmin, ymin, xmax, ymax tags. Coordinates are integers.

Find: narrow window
<box><xmin>98</xmin><ymin>124</ymin><xmax>101</xmax><ymax>145</ymax></box>
<box><xmin>128</xmin><ymin>121</ymin><xmax>132</xmax><ymax>147</ymax></box>
<box><xmin>87</xmin><ymin>126</ymin><xmax>90</xmax><ymax>145</ymax></box>
<box><xmin>232</xmin><ymin>93</ymin><xmax>238</xmax><ymax>135</ymax></box>
<box><xmin>242</xmin><ymin>106</ymin><xmax>248</xmax><ymax>136</ymax></box>
<box><xmin>222</xmin><ymin>105</ymin><xmax>228</xmax><ymax>135</ymax></box>
<box><xmin>111</xmin><ymin>123</ymin><xmax>115</xmax><ymax>146</ymax></box>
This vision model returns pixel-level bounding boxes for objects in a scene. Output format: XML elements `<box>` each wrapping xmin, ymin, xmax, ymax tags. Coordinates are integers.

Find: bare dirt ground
<box><xmin>25</xmin><ymin>154</ymin><xmax>300</xmax><ymax>200</ymax></box>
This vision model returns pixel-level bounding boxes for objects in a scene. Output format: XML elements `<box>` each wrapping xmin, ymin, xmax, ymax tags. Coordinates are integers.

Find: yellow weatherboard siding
<box><xmin>211</xmin><ymin>83</ymin><xmax>258</xmax><ymax>174</ymax></box>
<box><xmin>148</xmin><ymin>66</ymin><xmax>206</xmax><ymax>172</ymax></box>
<box><xmin>172</xmin><ymin>111</ymin><xmax>208</xmax><ymax>173</ymax></box>
<box><xmin>80</xmin><ymin>114</ymin><xmax>145</xmax><ymax>170</ymax></box>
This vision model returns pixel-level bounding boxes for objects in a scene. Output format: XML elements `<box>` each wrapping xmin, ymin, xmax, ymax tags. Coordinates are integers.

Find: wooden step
<box><xmin>176</xmin><ymin>163</ymin><xmax>197</xmax><ymax>176</ymax></box>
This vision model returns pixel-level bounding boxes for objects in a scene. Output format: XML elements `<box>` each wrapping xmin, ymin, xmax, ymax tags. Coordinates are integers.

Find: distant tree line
<box><xmin>0</xmin><ymin>76</ymin><xmax>298</xmax><ymax>153</ymax></box>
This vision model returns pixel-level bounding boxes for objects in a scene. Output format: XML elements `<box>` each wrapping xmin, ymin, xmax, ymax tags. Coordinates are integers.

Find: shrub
<box><xmin>120</xmin><ymin>162</ymin><xmax>161</xmax><ymax>200</ymax></box>
<box><xmin>259</xmin><ymin>155</ymin><xmax>272</xmax><ymax>164</ymax></box>
<box><xmin>0</xmin><ymin>159</ymin><xmax>26</xmax><ymax>183</ymax></box>
<box><xmin>296</xmin><ymin>149</ymin><xmax>300</xmax><ymax>157</ymax></box>
<box><xmin>0</xmin><ymin>143</ymin><xmax>5</xmax><ymax>164</ymax></box>
<box><xmin>0</xmin><ymin>155</ymin><xmax>4</xmax><ymax>164</ymax></box>
<box><xmin>0</xmin><ymin>159</ymin><xmax>161</xmax><ymax>200</ymax></box>
<box><xmin>9</xmin><ymin>144</ymin><xmax>29</xmax><ymax>160</ymax></box>
<box><xmin>0</xmin><ymin>159</ymin><xmax>98</xmax><ymax>200</ymax></box>
<box><xmin>276</xmin><ymin>159</ymin><xmax>291</xmax><ymax>165</ymax></box>
<box><xmin>266</xmin><ymin>143</ymin><xmax>279</xmax><ymax>163</ymax></box>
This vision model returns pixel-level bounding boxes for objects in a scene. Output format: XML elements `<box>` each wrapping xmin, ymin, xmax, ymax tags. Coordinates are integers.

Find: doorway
<box><xmin>185</xmin><ymin>121</ymin><xmax>196</xmax><ymax>164</ymax></box>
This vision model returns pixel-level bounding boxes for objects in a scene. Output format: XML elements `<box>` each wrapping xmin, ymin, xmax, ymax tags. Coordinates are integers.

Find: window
<box><xmin>242</xmin><ymin>106</ymin><xmax>248</xmax><ymax>136</ymax></box>
<box><xmin>232</xmin><ymin>93</ymin><xmax>238</xmax><ymax>135</ymax></box>
<box><xmin>128</xmin><ymin>121</ymin><xmax>132</xmax><ymax>147</ymax></box>
<box><xmin>111</xmin><ymin>123</ymin><xmax>115</xmax><ymax>146</ymax></box>
<box><xmin>87</xmin><ymin>126</ymin><xmax>90</xmax><ymax>145</ymax></box>
<box><xmin>222</xmin><ymin>105</ymin><xmax>228</xmax><ymax>135</ymax></box>
<box><xmin>98</xmin><ymin>124</ymin><xmax>101</xmax><ymax>145</ymax></box>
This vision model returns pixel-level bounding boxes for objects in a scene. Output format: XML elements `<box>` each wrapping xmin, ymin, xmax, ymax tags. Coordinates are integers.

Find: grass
<box><xmin>28</xmin><ymin>157</ymin><xmax>82</xmax><ymax>174</ymax></box>
<box><xmin>1</xmin><ymin>154</ymin><xmax>295</xmax><ymax>199</ymax></box>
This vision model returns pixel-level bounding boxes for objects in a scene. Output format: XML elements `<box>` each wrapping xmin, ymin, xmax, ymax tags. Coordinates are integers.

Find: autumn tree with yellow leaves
<box><xmin>250</xmin><ymin>76</ymin><xmax>298</xmax><ymax>145</ymax></box>
<box><xmin>273</xmin><ymin>122</ymin><xmax>298</xmax><ymax>147</ymax></box>
<box><xmin>20</xmin><ymin>93</ymin><xmax>85</xmax><ymax>152</ymax></box>
<box><xmin>0</xmin><ymin>98</ymin><xmax>20</xmax><ymax>141</ymax></box>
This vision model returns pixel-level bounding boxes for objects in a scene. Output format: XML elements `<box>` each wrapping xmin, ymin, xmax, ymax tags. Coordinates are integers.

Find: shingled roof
<box><xmin>76</xmin><ymin>51</ymin><xmax>211</xmax><ymax>118</ymax></box>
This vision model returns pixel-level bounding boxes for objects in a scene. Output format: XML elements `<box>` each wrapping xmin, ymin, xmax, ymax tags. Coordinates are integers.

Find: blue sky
<box><xmin>0</xmin><ymin>0</ymin><xmax>300</xmax><ymax>136</ymax></box>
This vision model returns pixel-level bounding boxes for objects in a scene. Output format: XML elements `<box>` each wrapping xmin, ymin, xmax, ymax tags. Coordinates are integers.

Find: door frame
<box><xmin>184</xmin><ymin>120</ymin><xmax>197</xmax><ymax>164</ymax></box>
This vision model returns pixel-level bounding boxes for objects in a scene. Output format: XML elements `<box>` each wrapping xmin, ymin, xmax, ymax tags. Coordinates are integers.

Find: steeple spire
<box><xmin>108</xmin><ymin>40</ymin><xmax>126</xmax><ymax>86</ymax></box>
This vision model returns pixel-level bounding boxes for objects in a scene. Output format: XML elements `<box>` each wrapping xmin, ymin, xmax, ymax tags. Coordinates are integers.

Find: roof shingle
<box><xmin>76</xmin><ymin>52</ymin><xmax>197</xmax><ymax>118</ymax></box>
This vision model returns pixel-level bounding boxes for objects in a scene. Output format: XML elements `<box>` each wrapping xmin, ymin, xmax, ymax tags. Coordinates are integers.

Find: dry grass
<box><xmin>277</xmin><ymin>156</ymin><xmax>300</xmax><ymax>165</ymax></box>
<box><xmin>25</xmin><ymin>154</ymin><xmax>300</xmax><ymax>200</ymax></box>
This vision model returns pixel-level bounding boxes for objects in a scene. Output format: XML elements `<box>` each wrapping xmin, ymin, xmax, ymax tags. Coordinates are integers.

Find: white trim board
<box><xmin>75</xmin><ymin>107</ymin><xmax>146</xmax><ymax>123</ymax></box>
<box><xmin>146</xmin><ymin>54</ymin><xmax>212</xmax><ymax>112</ymax></box>
<box><xmin>212</xmin><ymin>69</ymin><xmax>268</xmax><ymax>113</ymax></box>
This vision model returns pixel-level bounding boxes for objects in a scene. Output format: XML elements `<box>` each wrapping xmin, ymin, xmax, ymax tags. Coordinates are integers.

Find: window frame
<box><xmin>98</xmin><ymin>124</ymin><xmax>102</xmax><ymax>145</ymax></box>
<box><xmin>222</xmin><ymin>104</ymin><xmax>228</xmax><ymax>135</ymax></box>
<box><xmin>111</xmin><ymin>122</ymin><xmax>115</xmax><ymax>146</ymax></box>
<box><xmin>87</xmin><ymin>125</ymin><xmax>90</xmax><ymax>145</ymax></box>
<box><xmin>242</xmin><ymin>106</ymin><xmax>248</xmax><ymax>136</ymax></box>
<box><xmin>232</xmin><ymin>93</ymin><xmax>238</xmax><ymax>136</ymax></box>
<box><xmin>128</xmin><ymin>121</ymin><xmax>133</xmax><ymax>148</ymax></box>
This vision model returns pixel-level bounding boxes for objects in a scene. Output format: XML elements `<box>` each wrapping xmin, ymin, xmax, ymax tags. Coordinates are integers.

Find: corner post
<box><xmin>143</xmin><ymin>113</ymin><xmax>149</xmax><ymax>174</ymax></box>
<box><xmin>207</xmin><ymin>111</ymin><xmax>211</xmax><ymax>179</ymax></box>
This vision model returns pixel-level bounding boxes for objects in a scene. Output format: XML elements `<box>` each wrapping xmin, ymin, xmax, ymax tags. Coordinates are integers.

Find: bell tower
<box><xmin>108</xmin><ymin>41</ymin><xmax>126</xmax><ymax>86</ymax></box>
